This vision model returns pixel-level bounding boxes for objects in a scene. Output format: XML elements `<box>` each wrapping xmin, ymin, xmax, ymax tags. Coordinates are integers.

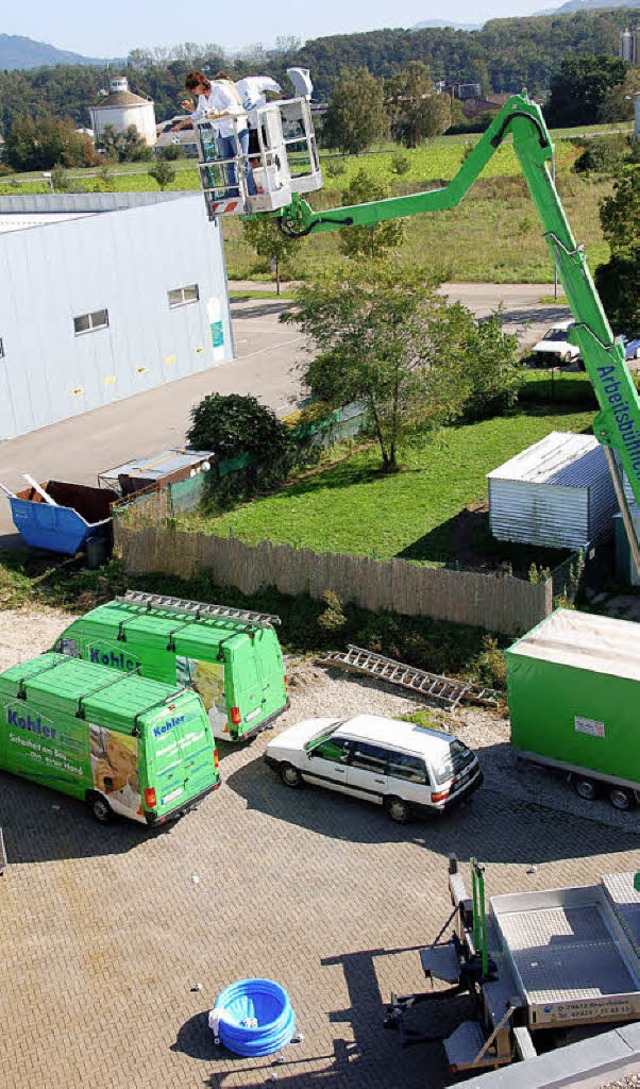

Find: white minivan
<box><xmin>264</xmin><ymin>714</ymin><xmax>483</xmax><ymax>822</ymax></box>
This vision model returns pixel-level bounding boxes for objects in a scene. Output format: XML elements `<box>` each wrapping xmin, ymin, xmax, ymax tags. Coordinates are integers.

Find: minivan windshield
<box><xmin>543</xmin><ymin>326</ymin><xmax>572</xmax><ymax>341</ymax></box>
<box><xmin>304</xmin><ymin>720</ymin><xmax>346</xmax><ymax>750</ymax></box>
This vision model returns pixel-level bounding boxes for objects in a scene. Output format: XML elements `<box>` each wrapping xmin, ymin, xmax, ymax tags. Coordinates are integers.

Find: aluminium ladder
<box><xmin>321</xmin><ymin>645</ymin><xmax>502</xmax><ymax>709</ymax></box>
<box><xmin>121</xmin><ymin>590</ymin><xmax>281</xmax><ymax>627</ymax></box>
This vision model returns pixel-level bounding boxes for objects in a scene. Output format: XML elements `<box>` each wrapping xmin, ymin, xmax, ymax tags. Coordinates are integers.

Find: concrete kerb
<box><xmin>461</xmin><ymin>1021</ymin><xmax>640</xmax><ymax>1089</ymax></box>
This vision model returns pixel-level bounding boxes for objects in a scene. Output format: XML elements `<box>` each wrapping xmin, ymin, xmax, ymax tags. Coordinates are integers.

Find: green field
<box><xmin>178</xmin><ymin>405</ymin><xmax>594</xmax><ymax>566</ymax></box>
<box><xmin>0</xmin><ymin>126</ymin><xmax>615</xmax><ymax>282</ymax></box>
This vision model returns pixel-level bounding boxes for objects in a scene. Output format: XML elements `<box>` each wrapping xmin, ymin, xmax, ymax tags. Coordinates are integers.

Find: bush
<box><xmin>474</xmin><ymin>635</ymin><xmax>507</xmax><ymax>690</ymax></box>
<box><xmin>156</xmin><ymin>145</ymin><xmax>185</xmax><ymax>161</ymax></box>
<box><xmin>390</xmin><ymin>151</ymin><xmax>411</xmax><ymax>176</ymax></box>
<box><xmin>187</xmin><ymin>393</ymin><xmax>296</xmax><ymax>507</ymax></box>
<box><xmin>324</xmin><ymin>158</ymin><xmax>347</xmax><ymax>178</ymax></box>
<box><xmin>573</xmin><ymin>135</ymin><xmax>629</xmax><ymax>175</ymax></box>
<box><xmin>317</xmin><ymin>590</ymin><xmax>347</xmax><ymax>631</ymax></box>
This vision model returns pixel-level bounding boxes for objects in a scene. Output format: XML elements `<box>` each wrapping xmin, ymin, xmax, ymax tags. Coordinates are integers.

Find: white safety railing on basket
<box><xmin>194</xmin><ymin>97</ymin><xmax>322</xmax><ymax>219</ymax></box>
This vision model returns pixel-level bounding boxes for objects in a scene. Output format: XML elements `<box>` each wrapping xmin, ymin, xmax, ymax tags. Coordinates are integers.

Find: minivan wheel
<box><xmin>385</xmin><ymin>796</ymin><xmax>411</xmax><ymax>824</ymax></box>
<box><xmin>572</xmin><ymin>776</ymin><xmax>599</xmax><ymax>802</ymax></box>
<box><xmin>610</xmin><ymin>787</ymin><xmax>634</xmax><ymax>811</ymax></box>
<box><xmin>280</xmin><ymin>763</ymin><xmax>303</xmax><ymax>789</ymax></box>
<box><xmin>89</xmin><ymin>793</ymin><xmax>113</xmax><ymax>824</ymax></box>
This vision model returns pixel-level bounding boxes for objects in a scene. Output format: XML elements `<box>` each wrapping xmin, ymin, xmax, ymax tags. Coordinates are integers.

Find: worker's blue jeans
<box><xmin>217</xmin><ymin>130</ymin><xmax>256</xmax><ymax>198</ymax></box>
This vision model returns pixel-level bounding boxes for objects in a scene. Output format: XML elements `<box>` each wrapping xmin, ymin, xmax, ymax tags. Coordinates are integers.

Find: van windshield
<box><xmin>433</xmin><ymin>739</ymin><xmax>475</xmax><ymax>784</ymax></box>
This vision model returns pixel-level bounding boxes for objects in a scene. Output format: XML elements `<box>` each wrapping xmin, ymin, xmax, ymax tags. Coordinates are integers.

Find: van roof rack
<box><xmin>120</xmin><ymin>590</ymin><xmax>281</xmax><ymax>627</ymax></box>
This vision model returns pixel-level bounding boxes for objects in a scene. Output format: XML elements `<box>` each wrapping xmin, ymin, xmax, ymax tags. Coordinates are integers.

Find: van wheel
<box><xmin>280</xmin><ymin>763</ymin><xmax>303</xmax><ymax>789</ymax></box>
<box><xmin>89</xmin><ymin>793</ymin><xmax>113</xmax><ymax>823</ymax></box>
<box><xmin>384</xmin><ymin>796</ymin><xmax>411</xmax><ymax>824</ymax></box>
<box><xmin>572</xmin><ymin>776</ymin><xmax>599</xmax><ymax>802</ymax></box>
<box><xmin>610</xmin><ymin>787</ymin><xmax>634</xmax><ymax>811</ymax></box>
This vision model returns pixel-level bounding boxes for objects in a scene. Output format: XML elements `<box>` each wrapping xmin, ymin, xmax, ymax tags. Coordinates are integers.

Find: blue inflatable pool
<box><xmin>210</xmin><ymin>978</ymin><xmax>295</xmax><ymax>1057</ymax></box>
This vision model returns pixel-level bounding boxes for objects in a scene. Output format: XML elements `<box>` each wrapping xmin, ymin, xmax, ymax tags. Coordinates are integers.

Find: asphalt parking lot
<box><xmin>2</xmin><ymin>657</ymin><xmax>640</xmax><ymax>1089</ymax></box>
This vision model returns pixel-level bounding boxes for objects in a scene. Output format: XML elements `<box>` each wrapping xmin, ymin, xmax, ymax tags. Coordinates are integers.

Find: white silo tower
<box><xmin>90</xmin><ymin>76</ymin><xmax>157</xmax><ymax>148</ymax></box>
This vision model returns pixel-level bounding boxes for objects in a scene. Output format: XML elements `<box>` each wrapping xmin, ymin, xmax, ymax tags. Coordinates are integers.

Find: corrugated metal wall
<box><xmin>488</xmin><ymin>433</ymin><xmax>617</xmax><ymax>549</ymax></box>
<box><xmin>0</xmin><ymin>193</ymin><xmax>232</xmax><ymax>439</ymax></box>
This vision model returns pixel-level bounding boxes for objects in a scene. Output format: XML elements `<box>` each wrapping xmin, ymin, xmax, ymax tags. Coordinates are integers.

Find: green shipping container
<box><xmin>507</xmin><ymin>608</ymin><xmax>640</xmax><ymax>797</ymax></box>
<box><xmin>0</xmin><ymin>652</ymin><xmax>220</xmax><ymax>825</ymax></box>
<box><xmin>54</xmin><ymin>592</ymin><xmax>288</xmax><ymax>742</ymax></box>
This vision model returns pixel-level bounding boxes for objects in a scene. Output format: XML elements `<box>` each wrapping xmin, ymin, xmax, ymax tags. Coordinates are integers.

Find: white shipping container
<box><xmin>488</xmin><ymin>431</ymin><xmax>617</xmax><ymax>549</ymax></box>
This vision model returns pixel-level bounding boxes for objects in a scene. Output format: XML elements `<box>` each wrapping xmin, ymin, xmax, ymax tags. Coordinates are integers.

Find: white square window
<box><xmin>74</xmin><ymin>309</ymin><xmax>109</xmax><ymax>335</ymax></box>
<box><xmin>168</xmin><ymin>284</ymin><xmax>199</xmax><ymax>308</ymax></box>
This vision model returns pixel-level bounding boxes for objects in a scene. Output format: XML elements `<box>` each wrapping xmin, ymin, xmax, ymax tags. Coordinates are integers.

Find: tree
<box><xmin>338</xmin><ymin>170</ymin><xmax>405</xmax><ymax>260</ymax></box>
<box><xmin>323</xmin><ymin>68</ymin><xmax>388</xmax><ymax>154</ymax></box>
<box><xmin>99</xmin><ymin>123</ymin><xmax>150</xmax><ymax>162</ymax></box>
<box><xmin>386</xmin><ymin>62</ymin><xmax>452</xmax><ymax>147</ymax></box>
<box><xmin>282</xmin><ymin>262</ymin><xmax>520</xmax><ymax>472</ymax></box>
<box><xmin>600</xmin><ymin>164</ymin><xmax>640</xmax><ymax>257</ymax></box>
<box><xmin>149</xmin><ymin>158</ymin><xmax>176</xmax><ymax>190</ymax></box>
<box><xmin>595</xmin><ymin>163</ymin><xmax>640</xmax><ymax>334</ymax></box>
<box><xmin>544</xmin><ymin>54</ymin><xmax>629</xmax><ymax>128</ymax></box>
<box><xmin>595</xmin><ymin>253</ymin><xmax>640</xmax><ymax>337</ymax></box>
<box><xmin>187</xmin><ymin>393</ymin><xmax>295</xmax><ymax>497</ymax></box>
<box><xmin>599</xmin><ymin>66</ymin><xmax>640</xmax><ymax>123</ymax></box>
<box><xmin>273</xmin><ymin>36</ymin><xmax>302</xmax><ymax>55</ymax></box>
<box><xmin>4</xmin><ymin>115</ymin><xmax>97</xmax><ymax>171</ymax></box>
<box><xmin>241</xmin><ymin>216</ymin><xmax>301</xmax><ymax>294</ymax></box>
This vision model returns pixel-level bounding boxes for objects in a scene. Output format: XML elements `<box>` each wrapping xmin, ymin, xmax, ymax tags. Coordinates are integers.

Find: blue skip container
<box><xmin>4</xmin><ymin>480</ymin><xmax>117</xmax><ymax>554</ymax></box>
<box><xmin>210</xmin><ymin>978</ymin><xmax>295</xmax><ymax>1057</ymax></box>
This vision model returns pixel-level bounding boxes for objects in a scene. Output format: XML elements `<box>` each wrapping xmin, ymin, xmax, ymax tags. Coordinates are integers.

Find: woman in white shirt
<box><xmin>181</xmin><ymin>70</ymin><xmax>256</xmax><ymax>198</ymax></box>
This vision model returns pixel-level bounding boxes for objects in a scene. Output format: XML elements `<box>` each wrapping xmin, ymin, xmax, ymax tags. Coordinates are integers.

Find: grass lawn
<box><xmin>221</xmin><ymin>171</ymin><xmax>611</xmax><ymax>284</ymax></box>
<box><xmin>0</xmin><ymin>125</ymin><xmax>613</xmax><ymax>282</ymax></box>
<box><xmin>179</xmin><ymin>404</ymin><xmax>595</xmax><ymax>565</ymax></box>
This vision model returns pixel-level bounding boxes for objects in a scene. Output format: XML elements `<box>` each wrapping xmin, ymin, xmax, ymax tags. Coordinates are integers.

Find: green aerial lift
<box><xmin>195</xmin><ymin>90</ymin><xmax>640</xmax><ymax>565</ymax></box>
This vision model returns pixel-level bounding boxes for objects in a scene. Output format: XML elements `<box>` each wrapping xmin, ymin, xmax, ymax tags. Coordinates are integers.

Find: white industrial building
<box><xmin>89</xmin><ymin>76</ymin><xmax>157</xmax><ymax>147</ymax></box>
<box><xmin>0</xmin><ymin>192</ymin><xmax>233</xmax><ymax>439</ymax></box>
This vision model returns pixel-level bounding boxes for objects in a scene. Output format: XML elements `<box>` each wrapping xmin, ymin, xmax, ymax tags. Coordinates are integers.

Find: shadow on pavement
<box><xmin>226</xmin><ymin>753</ymin><xmax>640</xmax><ymax>864</ymax></box>
<box><xmin>191</xmin><ymin>944</ymin><xmax>457</xmax><ymax>1089</ymax></box>
<box><xmin>0</xmin><ymin>769</ymin><xmax>171</xmax><ymax>862</ymax></box>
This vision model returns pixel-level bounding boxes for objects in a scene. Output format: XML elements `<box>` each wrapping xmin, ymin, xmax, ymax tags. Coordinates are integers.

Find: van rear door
<box><xmin>143</xmin><ymin>693</ymin><xmax>218</xmax><ymax>822</ymax></box>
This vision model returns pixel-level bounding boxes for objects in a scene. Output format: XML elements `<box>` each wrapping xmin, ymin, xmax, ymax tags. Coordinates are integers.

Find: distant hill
<box><xmin>412</xmin><ymin>18</ymin><xmax>481</xmax><ymax>30</ymax></box>
<box><xmin>537</xmin><ymin>0</ymin><xmax>640</xmax><ymax>11</ymax></box>
<box><xmin>0</xmin><ymin>33</ymin><xmax>122</xmax><ymax>70</ymax></box>
<box><xmin>541</xmin><ymin>0</ymin><xmax>640</xmax><ymax>12</ymax></box>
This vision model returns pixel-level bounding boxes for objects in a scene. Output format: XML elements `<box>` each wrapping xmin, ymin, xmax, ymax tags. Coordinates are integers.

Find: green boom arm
<box><xmin>277</xmin><ymin>93</ymin><xmax>640</xmax><ymax>555</ymax></box>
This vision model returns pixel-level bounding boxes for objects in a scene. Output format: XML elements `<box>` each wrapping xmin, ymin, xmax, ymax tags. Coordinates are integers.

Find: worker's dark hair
<box><xmin>185</xmin><ymin>70</ymin><xmax>211</xmax><ymax>93</ymax></box>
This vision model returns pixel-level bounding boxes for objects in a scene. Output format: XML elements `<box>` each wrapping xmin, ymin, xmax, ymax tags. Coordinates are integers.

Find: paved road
<box><xmin>0</xmin><ymin>296</ymin><xmax>305</xmax><ymax>544</ymax></box>
<box><xmin>1</xmin><ymin>664</ymin><xmax>639</xmax><ymax>1089</ymax></box>
<box><xmin>0</xmin><ymin>283</ymin><xmax>569</xmax><ymax>544</ymax></box>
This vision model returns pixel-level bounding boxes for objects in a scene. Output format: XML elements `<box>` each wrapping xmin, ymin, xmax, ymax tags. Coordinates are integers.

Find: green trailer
<box><xmin>0</xmin><ymin>652</ymin><xmax>220</xmax><ymax>825</ymax></box>
<box><xmin>54</xmin><ymin>591</ymin><xmax>288</xmax><ymax>742</ymax></box>
<box><xmin>507</xmin><ymin>608</ymin><xmax>640</xmax><ymax>810</ymax></box>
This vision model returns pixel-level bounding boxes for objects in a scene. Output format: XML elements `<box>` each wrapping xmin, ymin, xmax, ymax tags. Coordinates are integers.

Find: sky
<box><xmin>3</xmin><ymin>0</ymin><xmax>561</xmax><ymax>58</ymax></box>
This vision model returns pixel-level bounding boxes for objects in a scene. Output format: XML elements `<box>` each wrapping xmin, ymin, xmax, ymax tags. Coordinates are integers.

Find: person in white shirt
<box><xmin>181</xmin><ymin>70</ymin><xmax>256</xmax><ymax>198</ymax></box>
<box><xmin>235</xmin><ymin>76</ymin><xmax>282</xmax><ymax>157</ymax></box>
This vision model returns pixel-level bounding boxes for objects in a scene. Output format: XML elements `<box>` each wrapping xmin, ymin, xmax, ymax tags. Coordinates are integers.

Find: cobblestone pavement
<box><xmin>2</xmin><ymin>661</ymin><xmax>640</xmax><ymax>1089</ymax></box>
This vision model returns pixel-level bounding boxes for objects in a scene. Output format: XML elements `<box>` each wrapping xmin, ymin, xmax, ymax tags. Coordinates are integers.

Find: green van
<box><xmin>54</xmin><ymin>592</ymin><xmax>289</xmax><ymax>743</ymax></box>
<box><xmin>0</xmin><ymin>652</ymin><xmax>220</xmax><ymax>825</ymax></box>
